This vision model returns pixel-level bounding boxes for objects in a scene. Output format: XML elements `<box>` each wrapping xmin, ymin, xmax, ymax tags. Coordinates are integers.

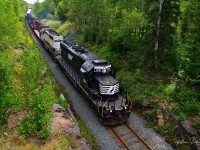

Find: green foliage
<box><xmin>154</xmin><ymin>123</ymin><xmax>174</xmax><ymax>136</ymax></box>
<box><xmin>37</xmin><ymin>0</ymin><xmax>199</xmax><ymax>84</ymax></box>
<box><xmin>33</xmin><ymin>0</ymin><xmax>55</xmax><ymax>19</ymax></box>
<box><xmin>174</xmin><ymin>88</ymin><xmax>197</xmax><ymax>104</ymax></box>
<box><xmin>171</xmin><ymin>104</ymin><xmax>180</xmax><ymax>114</ymax></box>
<box><xmin>0</xmin><ymin>55</ymin><xmax>12</xmax><ymax>123</ymax></box>
<box><xmin>0</xmin><ymin>4</ymin><xmax>56</xmax><ymax>138</ymax></box>
<box><xmin>16</xmin><ymin>46</ymin><xmax>53</xmax><ymax>138</ymax></box>
<box><xmin>184</xmin><ymin>102</ymin><xmax>200</xmax><ymax>116</ymax></box>
<box><xmin>177</xmin><ymin>0</ymin><xmax>200</xmax><ymax>83</ymax></box>
<box><xmin>177</xmin><ymin>113</ymin><xmax>186</xmax><ymax>121</ymax></box>
<box><xmin>0</xmin><ymin>0</ymin><xmax>26</xmax><ymax>50</ymax></box>
<box><xmin>41</xmin><ymin>19</ymin><xmax>62</xmax><ymax>31</ymax></box>
<box><xmin>57</xmin><ymin>21</ymin><xmax>72</xmax><ymax>37</ymax></box>
<box><xmin>46</xmin><ymin>13</ymin><xmax>54</xmax><ymax>19</ymax></box>
<box><xmin>0</xmin><ymin>126</ymin><xmax>5</xmax><ymax>134</ymax></box>
<box><xmin>193</xmin><ymin>118</ymin><xmax>200</xmax><ymax>129</ymax></box>
<box><xmin>163</xmin><ymin>82</ymin><xmax>176</xmax><ymax>96</ymax></box>
<box><xmin>0</xmin><ymin>0</ymin><xmax>27</xmax><ymax>124</ymax></box>
<box><xmin>145</xmin><ymin>0</ymin><xmax>180</xmax><ymax>70</ymax></box>
<box><xmin>76</xmin><ymin>119</ymin><xmax>99</xmax><ymax>149</ymax></box>
<box><xmin>144</xmin><ymin>110</ymin><xmax>156</xmax><ymax>122</ymax></box>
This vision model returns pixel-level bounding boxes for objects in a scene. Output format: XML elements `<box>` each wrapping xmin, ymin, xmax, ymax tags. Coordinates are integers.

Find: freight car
<box><xmin>33</xmin><ymin>20</ymin><xmax>49</xmax><ymax>38</ymax></box>
<box><xmin>25</xmin><ymin>9</ymin><xmax>131</xmax><ymax>125</ymax></box>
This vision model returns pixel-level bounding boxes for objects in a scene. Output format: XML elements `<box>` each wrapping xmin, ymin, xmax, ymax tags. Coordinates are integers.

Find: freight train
<box><xmin>26</xmin><ymin>8</ymin><xmax>131</xmax><ymax>125</ymax></box>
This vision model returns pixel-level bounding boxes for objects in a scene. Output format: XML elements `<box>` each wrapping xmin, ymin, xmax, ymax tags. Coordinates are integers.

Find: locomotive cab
<box><xmin>93</xmin><ymin>64</ymin><xmax>119</xmax><ymax>100</ymax></box>
<box><xmin>81</xmin><ymin>59</ymin><xmax>119</xmax><ymax>101</ymax></box>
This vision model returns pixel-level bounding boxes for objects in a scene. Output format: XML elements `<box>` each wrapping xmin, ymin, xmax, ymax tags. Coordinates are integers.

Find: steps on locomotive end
<box><xmin>93</xmin><ymin>95</ymin><xmax>126</xmax><ymax>110</ymax></box>
<box><xmin>93</xmin><ymin>99</ymin><xmax>124</xmax><ymax>109</ymax></box>
<box><xmin>109</xmin><ymin>123</ymin><xmax>153</xmax><ymax>150</ymax></box>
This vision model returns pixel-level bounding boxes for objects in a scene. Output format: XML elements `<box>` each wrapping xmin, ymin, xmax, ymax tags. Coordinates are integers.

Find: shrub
<box><xmin>46</xmin><ymin>13</ymin><xmax>54</xmax><ymax>19</ymax></box>
<box><xmin>175</xmin><ymin>88</ymin><xmax>196</xmax><ymax>104</ymax></box>
<box><xmin>18</xmin><ymin>87</ymin><xmax>52</xmax><ymax>138</ymax></box>
<box><xmin>144</xmin><ymin>110</ymin><xmax>156</xmax><ymax>122</ymax></box>
<box><xmin>171</xmin><ymin>103</ymin><xmax>180</xmax><ymax>114</ymax></box>
<box><xmin>177</xmin><ymin>113</ymin><xmax>186</xmax><ymax>121</ymax></box>
<box><xmin>154</xmin><ymin>123</ymin><xmax>174</xmax><ymax>136</ymax></box>
<box><xmin>193</xmin><ymin>118</ymin><xmax>200</xmax><ymax>129</ymax></box>
<box><xmin>163</xmin><ymin>82</ymin><xmax>176</xmax><ymax>96</ymax></box>
<box><xmin>184</xmin><ymin>102</ymin><xmax>200</xmax><ymax>116</ymax></box>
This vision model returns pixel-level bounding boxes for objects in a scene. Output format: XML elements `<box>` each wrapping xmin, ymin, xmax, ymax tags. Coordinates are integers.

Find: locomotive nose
<box><xmin>116</xmin><ymin>114</ymin><xmax>123</xmax><ymax>120</ymax></box>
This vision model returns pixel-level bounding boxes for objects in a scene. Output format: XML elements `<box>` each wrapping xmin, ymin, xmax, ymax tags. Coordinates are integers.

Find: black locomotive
<box><xmin>26</xmin><ymin>8</ymin><xmax>131</xmax><ymax>125</ymax></box>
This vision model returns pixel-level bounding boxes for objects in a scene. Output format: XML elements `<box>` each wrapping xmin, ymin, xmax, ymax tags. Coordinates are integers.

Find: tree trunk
<box><xmin>154</xmin><ymin>0</ymin><xmax>164</xmax><ymax>70</ymax></box>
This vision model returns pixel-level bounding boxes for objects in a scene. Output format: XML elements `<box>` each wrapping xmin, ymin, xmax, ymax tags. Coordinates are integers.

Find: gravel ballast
<box><xmin>28</xmin><ymin>23</ymin><xmax>174</xmax><ymax>150</ymax></box>
<box><xmin>128</xmin><ymin>113</ymin><xmax>173</xmax><ymax>150</ymax></box>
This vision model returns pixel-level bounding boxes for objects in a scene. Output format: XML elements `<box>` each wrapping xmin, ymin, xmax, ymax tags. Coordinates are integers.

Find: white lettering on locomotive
<box><xmin>68</xmin><ymin>53</ymin><xmax>73</xmax><ymax>60</ymax></box>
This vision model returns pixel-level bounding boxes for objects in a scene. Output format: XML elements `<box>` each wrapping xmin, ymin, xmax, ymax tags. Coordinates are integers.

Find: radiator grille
<box><xmin>99</xmin><ymin>83</ymin><xmax>119</xmax><ymax>95</ymax></box>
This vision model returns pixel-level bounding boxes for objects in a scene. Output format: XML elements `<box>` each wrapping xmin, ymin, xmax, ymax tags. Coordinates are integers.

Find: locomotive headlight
<box><xmin>110</xmin><ymin>106</ymin><xmax>114</xmax><ymax>112</ymax></box>
<box><xmin>102</xmin><ymin>68</ymin><xmax>106</xmax><ymax>73</ymax></box>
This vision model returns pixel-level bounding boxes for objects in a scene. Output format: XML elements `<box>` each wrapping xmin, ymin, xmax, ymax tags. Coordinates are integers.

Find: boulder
<box><xmin>51</xmin><ymin>104</ymin><xmax>91</xmax><ymax>150</ymax></box>
<box><xmin>52</xmin><ymin>104</ymin><xmax>80</xmax><ymax>138</ymax></box>
<box><xmin>179</xmin><ymin>120</ymin><xmax>197</xmax><ymax>137</ymax></box>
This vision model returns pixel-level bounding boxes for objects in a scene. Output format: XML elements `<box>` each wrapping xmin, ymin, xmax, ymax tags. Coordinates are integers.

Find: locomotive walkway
<box><xmin>27</xmin><ymin>22</ymin><xmax>174</xmax><ymax>150</ymax></box>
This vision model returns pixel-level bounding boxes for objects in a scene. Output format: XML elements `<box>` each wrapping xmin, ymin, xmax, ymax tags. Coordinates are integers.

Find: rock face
<box><xmin>180</xmin><ymin>120</ymin><xmax>197</xmax><ymax>137</ymax></box>
<box><xmin>179</xmin><ymin>119</ymin><xmax>200</xmax><ymax>150</ymax></box>
<box><xmin>51</xmin><ymin>104</ymin><xmax>91</xmax><ymax>150</ymax></box>
<box><xmin>157</xmin><ymin>114</ymin><xmax>164</xmax><ymax>126</ymax></box>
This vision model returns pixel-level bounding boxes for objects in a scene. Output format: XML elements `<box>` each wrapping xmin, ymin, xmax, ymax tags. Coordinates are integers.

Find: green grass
<box><xmin>154</xmin><ymin>123</ymin><xmax>174</xmax><ymax>137</ymax></box>
<box><xmin>193</xmin><ymin>118</ymin><xmax>200</xmax><ymax>129</ymax></box>
<box><xmin>76</xmin><ymin>119</ymin><xmax>99</xmax><ymax>149</ymax></box>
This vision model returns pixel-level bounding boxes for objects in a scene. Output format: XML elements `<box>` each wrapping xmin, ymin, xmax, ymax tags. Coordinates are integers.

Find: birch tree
<box><xmin>145</xmin><ymin>0</ymin><xmax>180</xmax><ymax>70</ymax></box>
<box><xmin>154</xmin><ymin>0</ymin><xmax>164</xmax><ymax>70</ymax></box>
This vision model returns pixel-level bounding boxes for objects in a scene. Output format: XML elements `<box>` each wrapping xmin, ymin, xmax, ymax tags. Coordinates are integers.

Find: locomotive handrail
<box><xmin>95</xmin><ymin>93</ymin><xmax>102</xmax><ymax>113</ymax></box>
<box><xmin>102</xmin><ymin>98</ymin><xmax>110</xmax><ymax>117</ymax></box>
<box><xmin>127</xmin><ymin>94</ymin><xmax>132</xmax><ymax>110</ymax></box>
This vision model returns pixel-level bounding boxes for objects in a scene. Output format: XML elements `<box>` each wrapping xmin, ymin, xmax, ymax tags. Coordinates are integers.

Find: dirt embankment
<box><xmin>4</xmin><ymin>104</ymin><xmax>92</xmax><ymax>150</ymax></box>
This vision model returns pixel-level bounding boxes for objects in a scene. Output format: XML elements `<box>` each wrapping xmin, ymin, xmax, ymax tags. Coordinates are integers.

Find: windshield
<box><xmin>94</xmin><ymin>66</ymin><xmax>115</xmax><ymax>77</ymax></box>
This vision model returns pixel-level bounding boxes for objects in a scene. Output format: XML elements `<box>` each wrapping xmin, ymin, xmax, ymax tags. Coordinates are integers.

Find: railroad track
<box><xmin>109</xmin><ymin>123</ymin><xmax>153</xmax><ymax>150</ymax></box>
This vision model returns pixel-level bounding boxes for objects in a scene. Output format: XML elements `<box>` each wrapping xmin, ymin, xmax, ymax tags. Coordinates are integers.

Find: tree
<box><xmin>178</xmin><ymin>0</ymin><xmax>200</xmax><ymax>83</ymax></box>
<box><xmin>0</xmin><ymin>0</ymin><xmax>26</xmax><ymax>123</ymax></box>
<box><xmin>0</xmin><ymin>0</ymin><xmax>22</xmax><ymax>51</ymax></box>
<box><xmin>145</xmin><ymin>0</ymin><xmax>180</xmax><ymax>70</ymax></box>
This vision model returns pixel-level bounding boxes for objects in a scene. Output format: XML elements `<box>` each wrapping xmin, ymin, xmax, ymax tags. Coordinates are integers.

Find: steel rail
<box><xmin>125</xmin><ymin>123</ymin><xmax>153</xmax><ymax>150</ymax></box>
<box><xmin>110</xmin><ymin>127</ymin><xmax>131</xmax><ymax>150</ymax></box>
